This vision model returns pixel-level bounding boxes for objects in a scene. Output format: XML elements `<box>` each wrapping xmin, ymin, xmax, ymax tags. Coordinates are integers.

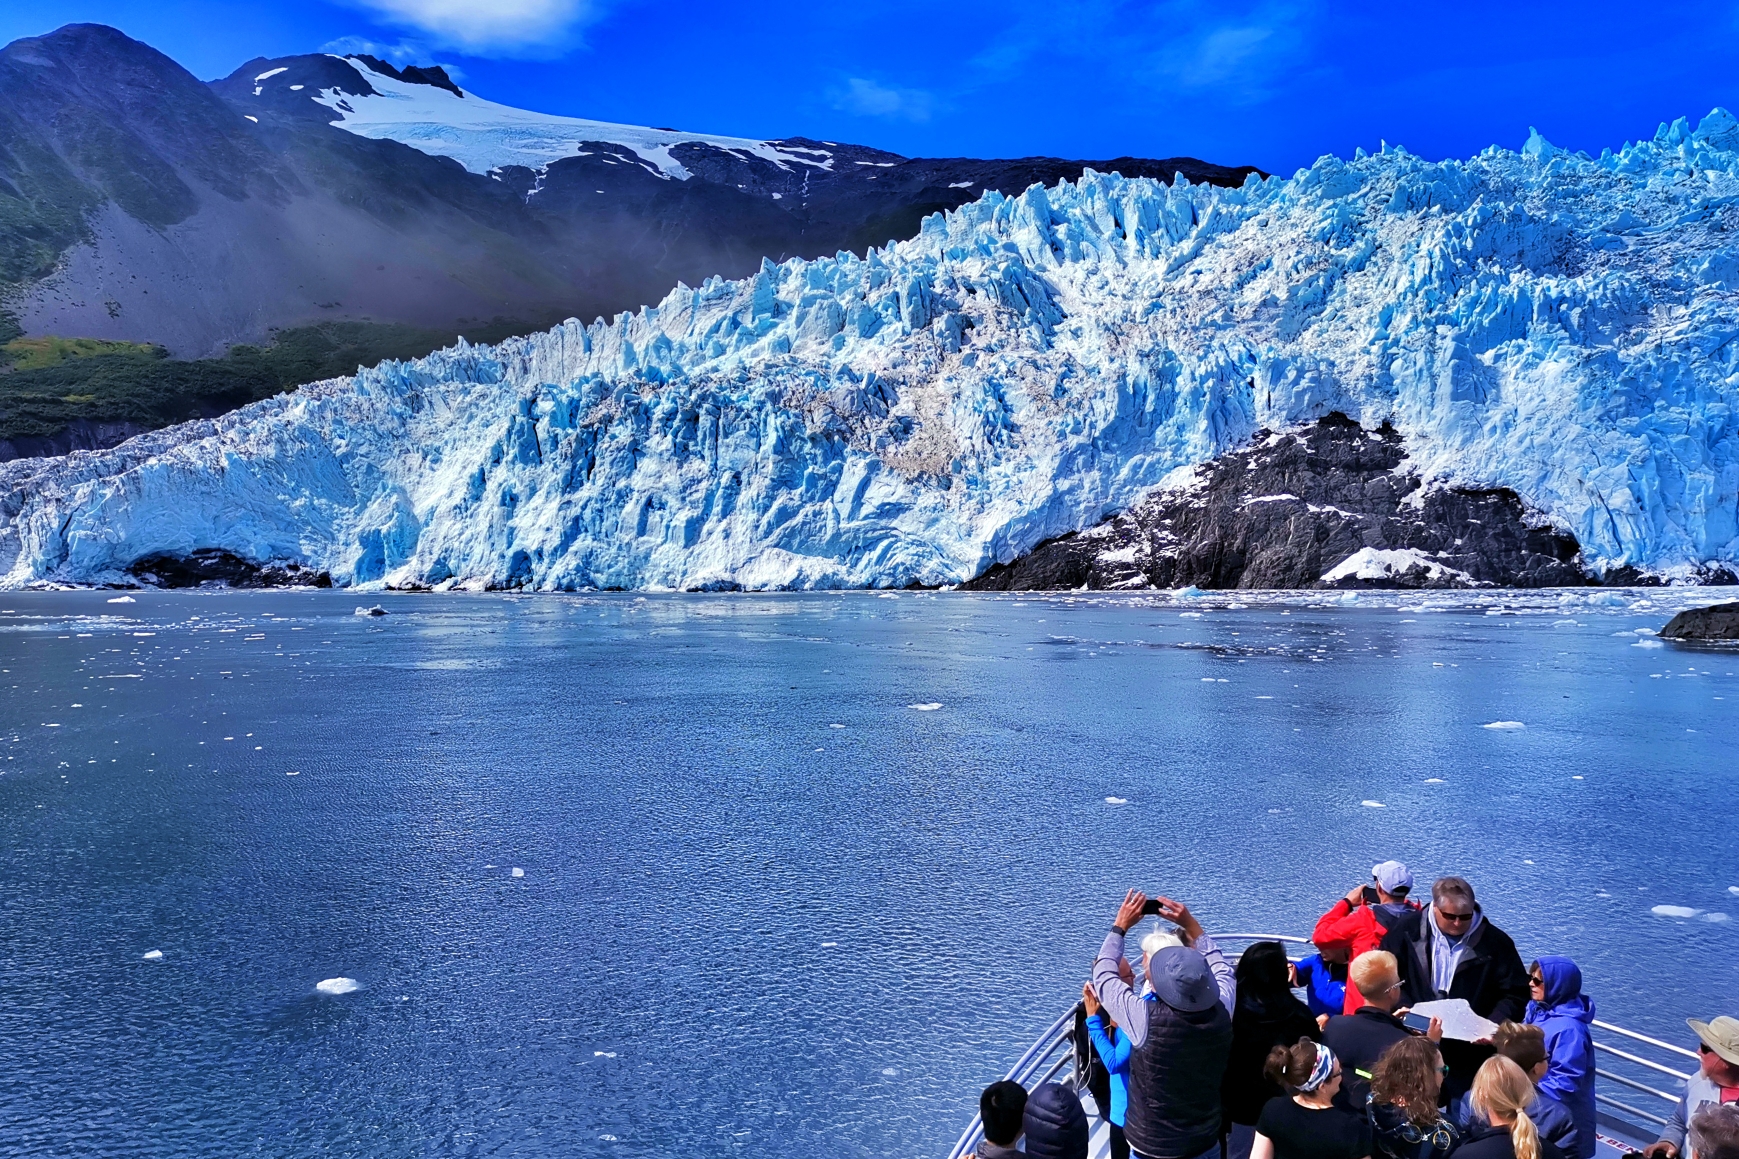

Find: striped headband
<box><xmin>1298</xmin><ymin>1042</ymin><xmax>1338</xmax><ymax>1093</ymax></box>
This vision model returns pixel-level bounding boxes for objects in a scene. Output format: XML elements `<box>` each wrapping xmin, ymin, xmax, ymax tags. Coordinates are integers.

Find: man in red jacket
<box><xmin>1311</xmin><ymin>860</ymin><xmax>1421</xmax><ymax>1013</ymax></box>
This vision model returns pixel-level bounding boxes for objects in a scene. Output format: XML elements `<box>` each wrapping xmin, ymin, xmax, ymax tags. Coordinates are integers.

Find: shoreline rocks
<box><xmin>1660</xmin><ymin>603</ymin><xmax>1739</xmax><ymax>640</ymax></box>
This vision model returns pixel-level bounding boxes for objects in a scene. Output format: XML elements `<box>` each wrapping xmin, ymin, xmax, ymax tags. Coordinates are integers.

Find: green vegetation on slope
<box><xmin>0</xmin><ymin>318</ymin><xmax>535</xmax><ymax>444</ymax></box>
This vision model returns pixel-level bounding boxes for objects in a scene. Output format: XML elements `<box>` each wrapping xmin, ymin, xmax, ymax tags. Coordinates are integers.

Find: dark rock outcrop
<box><xmin>127</xmin><ymin>549</ymin><xmax>329</xmax><ymax>588</ymax></box>
<box><xmin>963</xmin><ymin>414</ymin><xmax>1592</xmax><ymax>591</ymax></box>
<box><xmin>1660</xmin><ymin>603</ymin><xmax>1739</xmax><ymax>640</ymax></box>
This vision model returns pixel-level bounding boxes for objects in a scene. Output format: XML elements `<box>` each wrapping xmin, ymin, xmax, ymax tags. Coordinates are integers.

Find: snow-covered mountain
<box><xmin>300</xmin><ymin>56</ymin><xmax>833</xmax><ymax>179</ymax></box>
<box><xmin>5</xmin><ymin>111</ymin><xmax>1739</xmax><ymax>590</ymax></box>
<box><xmin>1</xmin><ymin>25</ymin><xmax>1254</xmax><ymax>364</ymax></box>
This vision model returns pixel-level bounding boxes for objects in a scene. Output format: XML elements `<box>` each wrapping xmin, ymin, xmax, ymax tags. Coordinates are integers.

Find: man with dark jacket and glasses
<box><xmin>1379</xmin><ymin>876</ymin><xmax>1531</xmax><ymax>1101</ymax></box>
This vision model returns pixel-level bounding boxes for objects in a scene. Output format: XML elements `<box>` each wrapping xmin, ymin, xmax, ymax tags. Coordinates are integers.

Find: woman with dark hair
<box><xmin>1368</xmin><ymin>1036</ymin><xmax>1460</xmax><ymax>1159</ymax></box>
<box><xmin>1252</xmin><ymin>1038</ymin><xmax>1372</xmax><ymax>1159</ymax></box>
<box><xmin>1223</xmin><ymin>942</ymin><xmax>1322</xmax><ymax>1159</ymax></box>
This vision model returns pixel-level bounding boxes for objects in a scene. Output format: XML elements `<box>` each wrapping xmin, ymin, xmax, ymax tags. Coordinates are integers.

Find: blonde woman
<box><xmin>1454</xmin><ymin>1055</ymin><xmax>1566</xmax><ymax>1159</ymax></box>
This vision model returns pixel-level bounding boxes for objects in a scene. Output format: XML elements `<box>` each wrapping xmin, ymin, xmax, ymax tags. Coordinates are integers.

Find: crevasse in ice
<box><xmin>4</xmin><ymin>112</ymin><xmax>1739</xmax><ymax>590</ymax></box>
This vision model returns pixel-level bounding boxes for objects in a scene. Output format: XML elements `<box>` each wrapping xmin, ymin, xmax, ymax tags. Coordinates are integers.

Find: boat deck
<box><xmin>949</xmin><ymin>935</ymin><xmax>1692</xmax><ymax>1159</ymax></box>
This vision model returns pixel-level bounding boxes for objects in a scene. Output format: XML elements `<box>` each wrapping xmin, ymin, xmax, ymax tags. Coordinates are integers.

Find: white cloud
<box><xmin>345</xmin><ymin>0</ymin><xmax>599</xmax><ymax>55</ymax></box>
<box><xmin>832</xmin><ymin>78</ymin><xmax>935</xmax><ymax>122</ymax></box>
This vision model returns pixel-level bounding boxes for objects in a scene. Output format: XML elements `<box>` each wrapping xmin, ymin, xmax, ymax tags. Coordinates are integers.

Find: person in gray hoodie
<box><xmin>1093</xmin><ymin>889</ymin><xmax>1236</xmax><ymax>1159</ymax></box>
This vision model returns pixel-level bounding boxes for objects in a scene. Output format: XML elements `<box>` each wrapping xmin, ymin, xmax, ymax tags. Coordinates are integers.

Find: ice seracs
<box><xmin>4</xmin><ymin>111</ymin><xmax>1739</xmax><ymax>590</ymax></box>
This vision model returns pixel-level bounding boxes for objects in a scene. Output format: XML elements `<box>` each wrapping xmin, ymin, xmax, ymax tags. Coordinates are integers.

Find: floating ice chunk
<box><xmin>1633</xmin><ymin>638</ymin><xmax>1665</xmax><ymax>649</ymax></box>
<box><xmin>1703</xmin><ymin>912</ymin><xmax>1731</xmax><ymax>923</ymax></box>
<box><xmin>908</xmin><ymin>702</ymin><xmax>943</xmax><ymax>711</ymax></box>
<box><xmin>594</xmin><ymin>1050</ymin><xmax>617</xmax><ymax>1058</ymax></box>
<box><xmin>1179</xmin><ymin>611</ymin><xmax>1205</xmax><ymax>619</ymax></box>
<box><xmin>1481</xmin><ymin>721</ymin><xmax>1526</xmax><ymax>730</ymax></box>
<box><xmin>820</xmin><ymin>941</ymin><xmax>838</xmax><ymax>947</ymax></box>
<box><xmin>1172</xmin><ymin>586</ymin><xmax>1204</xmax><ymax>598</ymax></box>
<box><xmin>107</xmin><ymin>596</ymin><xmax>136</xmax><ymax>604</ymax></box>
<box><xmin>829</xmin><ymin>723</ymin><xmax>845</xmax><ymax>728</ymax></box>
<box><xmin>1201</xmin><ymin>677</ymin><xmax>1216</xmax><ymax>682</ymax></box>
<box><xmin>599</xmin><ymin>1136</ymin><xmax>619</xmax><ymax>1143</ymax></box>
<box><xmin>142</xmin><ymin>949</ymin><xmax>163</xmax><ymax>960</ymax></box>
<box><xmin>882</xmin><ymin>1067</ymin><xmax>899</xmax><ymax>1076</ymax></box>
<box><xmin>286</xmin><ymin>770</ymin><xmax>299</xmax><ymax>776</ymax></box>
<box><xmin>1523</xmin><ymin>859</ymin><xmax>1535</xmax><ymax>864</ymax></box>
<box><xmin>1105</xmin><ymin>796</ymin><xmax>1129</xmax><ymax>805</ymax></box>
<box><xmin>316</xmin><ymin>977</ymin><xmax>360</xmax><ymax>994</ymax></box>
<box><xmin>1552</xmin><ymin>619</ymin><xmax>1578</xmax><ymax>626</ymax></box>
<box><xmin>1729</xmin><ymin>886</ymin><xmax>1739</xmax><ymax>896</ymax></box>
<box><xmin>1360</xmin><ymin>800</ymin><xmax>1386</xmax><ymax>808</ymax></box>
<box><xmin>1650</xmin><ymin>905</ymin><xmax>1700</xmax><ymax>919</ymax></box>
<box><xmin>511</xmin><ymin>867</ymin><xmax>524</xmax><ymax>877</ymax></box>
<box><xmin>1424</xmin><ymin>778</ymin><xmax>1445</xmax><ymax>783</ymax></box>
<box><xmin>354</xmin><ymin>606</ymin><xmax>387</xmax><ymax>617</ymax></box>
<box><xmin>1633</xmin><ymin>628</ymin><xmax>1657</xmax><ymax>635</ymax></box>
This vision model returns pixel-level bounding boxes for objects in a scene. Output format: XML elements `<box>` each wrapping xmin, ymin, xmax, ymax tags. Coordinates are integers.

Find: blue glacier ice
<box><xmin>5</xmin><ymin>112</ymin><xmax>1739</xmax><ymax>590</ymax></box>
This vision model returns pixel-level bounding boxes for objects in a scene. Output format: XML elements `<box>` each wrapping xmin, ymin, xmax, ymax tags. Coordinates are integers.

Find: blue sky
<box><xmin>4</xmin><ymin>0</ymin><xmax>1737</xmax><ymax>174</ymax></box>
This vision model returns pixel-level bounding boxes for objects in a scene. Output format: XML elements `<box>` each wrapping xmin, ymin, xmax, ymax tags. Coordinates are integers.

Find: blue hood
<box><xmin>1529</xmin><ymin>956</ymin><xmax>1595</xmax><ymax>1022</ymax></box>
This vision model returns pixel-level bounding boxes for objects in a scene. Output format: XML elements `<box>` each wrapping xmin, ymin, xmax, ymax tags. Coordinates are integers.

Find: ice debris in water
<box><xmin>354</xmin><ymin>606</ymin><xmax>387</xmax><ymax>617</ymax></box>
<box><xmin>1705</xmin><ymin>912</ymin><xmax>1732</xmax><ymax>923</ymax></box>
<box><xmin>882</xmin><ymin>1067</ymin><xmax>899</xmax><ymax>1076</ymax></box>
<box><xmin>106</xmin><ymin>596</ymin><xmax>135</xmax><ymax>604</ymax></box>
<box><xmin>1361</xmin><ymin>800</ymin><xmax>1386</xmax><ymax>808</ymax></box>
<box><xmin>142</xmin><ymin>949</ymin><xmax>163</xmax><ymax>960</ymax></box>
<box><xmin>1651</xmin><ymin>905</ymin><xmax>1700</xmax><ymax>919</ymax></box>
<box><xmin>908</xmin><ymin>702</ymin><xmax>943</xmax><ymax>711</ymax></box>
<box><xmin>1729</xmin><ymin>886</ymin><xmax>1739</xmax><ymax>895</ymax></box>
<box><xmin>594</xmin><ymin>1051</ymin><xmax>617</xmax><ymax>1058</ymax></box>
<box><xmin>511</xmin><ymin>867</ymin><xmax>524</xmax><ymax>877</ymax></box>
<box><xmin>1482</xmin><ymin>721</ymin><xmax>1526</xmax><ymax>730</ymax></box>
<box><xmin>9</xmin><ymin>113</ymin><xmax>1739</xmax><ymax>589</ymax></box>
<box><xmin>1105</xmin><ymin>796</ymin><xmax>1129</xmax><ymax>805</ymax></box>
<box><xmin>316</xmin><ymin>977</ymin><xmax>361</xmax><ymax>994</ymax></box>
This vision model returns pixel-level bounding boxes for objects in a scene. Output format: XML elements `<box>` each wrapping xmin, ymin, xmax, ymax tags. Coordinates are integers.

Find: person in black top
<box><xmin>1252</xmin><ymin>1038</ymin><xmax>1372</xmax><ymax>1159</ymax></box>
<box><xmin>1368</xmin><ymin>1035</ymin><xmax>1460</xmax><ymax>1159</ymax></box>
<box><xmin>1224</xmin><ymin>942</ymin><xmax>1321</xmax><ymax>1159</ymax></box>
<box><xmin>1454</xmin><ymin>1056</ymin><xmax>1565</xmax><ymax>1159</ymax></box>
<box><xmin>1322</xmin><ymin>950</ymin><xmax>1442</xmax><ymax>1114</ymax></box>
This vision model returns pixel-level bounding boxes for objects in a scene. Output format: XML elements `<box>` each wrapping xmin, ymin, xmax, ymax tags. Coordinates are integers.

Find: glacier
<box><xmin>5</xmin><ymin>111</ymin><xmax>1739</xmax><ymax>591</ymax></box>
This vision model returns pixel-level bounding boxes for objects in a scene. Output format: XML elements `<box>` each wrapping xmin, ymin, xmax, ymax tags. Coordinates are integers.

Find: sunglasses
<box><xmin>1529</xmin><ymin>975</ymin><xmax>1545</xmax><ymax>986</ymax></box>
<box><xmin>1438</xmin><ymin>911</ymin><xmax>1475</xmax><ymax>922</ymax></box>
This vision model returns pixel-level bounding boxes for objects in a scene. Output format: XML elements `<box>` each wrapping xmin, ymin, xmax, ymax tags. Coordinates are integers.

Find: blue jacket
<box><xmin>1085</xmin><ymin>1013</ymin><xmax>1131</xmax><ymax>1127</ymax></box>
<box><xmin>1294</xmin><ymin>953</ymin><xmax>1348</xmax><ymax>1018</ymax></box>
<box><xmin>1525</xmin><ymin>956</ymin><xmax>1597</xmax><ymax>1159</ymax></box>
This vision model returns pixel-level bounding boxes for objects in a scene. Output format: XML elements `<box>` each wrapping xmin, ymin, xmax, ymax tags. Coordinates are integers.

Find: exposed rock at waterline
<box><xmin>1660</xmin><ymin>602</ymin><xmax>1739</xmax><ymax>640</ymax></box>
<box><xmin>962</xmin><ymin>414</ymin><xmax>1594</xmax><ymax>591</ymax></box>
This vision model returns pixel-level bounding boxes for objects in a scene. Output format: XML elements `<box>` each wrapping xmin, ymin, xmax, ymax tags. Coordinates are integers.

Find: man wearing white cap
<box><xmin>1647</xmin><ymin>1016</ymin><xmax>1739</xmax><ymax>1159</ymax></box>
<box><xmin>1311</xmin><ymin>860</ymin><xmax>1422</xmax><ymax>1014</ymax></box>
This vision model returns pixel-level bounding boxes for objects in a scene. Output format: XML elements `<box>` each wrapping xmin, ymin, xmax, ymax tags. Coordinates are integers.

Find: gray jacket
<box><xmin>1091</xmin><ymin>931</ymin><xmax>1235</xmax><ymax>1047</ymax></box>
<box><xmin>1657</xmin><ymin>1070</ymin><xmax>1725</xmax><ymax>1154</ymax></box>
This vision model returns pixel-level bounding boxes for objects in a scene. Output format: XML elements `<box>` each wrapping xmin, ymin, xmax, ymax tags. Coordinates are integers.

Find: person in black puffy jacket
<box><xmin>1024</xmin><ymin>1082</ymin><xmax>1090</xmax><ymax>1159</ymax></box>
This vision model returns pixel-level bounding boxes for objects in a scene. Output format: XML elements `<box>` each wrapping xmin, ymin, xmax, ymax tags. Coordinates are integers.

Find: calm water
<box><xmin>1</xmin><ymin>589</ymin><xmax>1735</xmax><ymax>1158</ymax></box>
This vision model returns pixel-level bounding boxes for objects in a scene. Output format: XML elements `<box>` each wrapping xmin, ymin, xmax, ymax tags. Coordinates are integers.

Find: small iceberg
<box><xmin>511</xmin><ymin>867</ymin><xmax>524</xmax><ymax>878</ymax></box>
<box><xmin>1360</xmin><ymin>800</ymin><xmax>1386</xmax><ymax>808</ymax></box>
<box><xmin>1650</xmin><ymin>905</ymin><xmax>1699</xmax><ymax>919</ymax></box>
<box><xmin>142</xmin><ymin>949</ymin><xmax>163</xmax><ymax>960</ymax></box>
<box><xmin>107</xmin><ymin>595</ymin><xmax>136</xmax><ymax>604</ymax></box>
<box><xmin>908</xmin><ymin>702</ymin><xmax>943</xmax><ymax>711</ymax></box>
<box><xmin>316</xmin><ymin>977</ymin><xmax>361</xmax><ymax>995</ymax></box>
<box><xmin>354</xmin><ymin>605</ymin><xmax>387</xmax><ymax>617</ymax></box>
<box><xmin>1105</xmin><ymin>796</ymin><xmax>1129</xmax><ymax>805</ymax></box>
<box><xmin>1481</xmin><ymin>721</ymin><xmax>1526</xmax><ymax>730</ymax></box>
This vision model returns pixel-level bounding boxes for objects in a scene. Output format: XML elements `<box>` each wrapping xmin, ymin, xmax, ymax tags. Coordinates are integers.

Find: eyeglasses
<box><xmin>1529</xmin><ymin>975</ymin><xmax>1545</xmax><ymax>986</ymax></box>
<box><xmin>1439</xmin><ymin>1065</ymin><xmax>1451</xmax><ymax>1075</ymax></box>
<box><xmin>1438</xmin><ymin>911</ymin><xmax>1475</xmax><ymax>923</ymax></box>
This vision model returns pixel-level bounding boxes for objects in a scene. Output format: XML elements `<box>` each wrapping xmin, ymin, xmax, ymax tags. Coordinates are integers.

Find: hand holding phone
<box><xmin>1401</xmin><ymin>1011</ymin><xmax>1433</xmax><ymax>1033</ymax></box>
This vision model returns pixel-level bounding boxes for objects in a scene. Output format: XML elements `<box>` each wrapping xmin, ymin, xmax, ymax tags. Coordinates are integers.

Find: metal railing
<box><xmin>1590</xmin><ymin>1018</ymin><xmax>1697</xmax><ymax>1138</ymax></box>
<box><xmin>947</xmin><ymin>935</ymin><xmax>1698</xmax><ymax>1159</ymax></box>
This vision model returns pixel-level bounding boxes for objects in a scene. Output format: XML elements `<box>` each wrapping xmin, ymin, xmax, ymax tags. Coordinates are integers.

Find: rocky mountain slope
<box><xmin>3</xmin><ymin>108</ymin><xmax>1738</xmax><ymax>590</ymax></box>
<box><xmin>0</xmin><ymin>24</ymin><xmax>1255</xmax><ymax>361</ymax></box>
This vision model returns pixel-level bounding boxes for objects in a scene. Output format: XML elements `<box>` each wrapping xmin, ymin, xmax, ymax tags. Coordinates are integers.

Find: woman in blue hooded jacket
<box><xmin>1525</xmin><ymin>956</ymin><xmax>1597</xmax><ymax>1159</ymax></box>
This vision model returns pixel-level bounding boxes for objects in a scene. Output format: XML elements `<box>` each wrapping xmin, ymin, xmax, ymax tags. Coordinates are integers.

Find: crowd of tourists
<box><xmin>973</xmin><ymin>863</ymin><xmax>1739</xmax><ymax>1159</ymax></box>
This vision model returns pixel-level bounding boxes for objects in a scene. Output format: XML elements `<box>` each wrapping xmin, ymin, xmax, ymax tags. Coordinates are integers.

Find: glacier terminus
<box><xmin>4</xmin><ymin>112</ymin><xmax>1739</xmax><ymax>591</ymax></box>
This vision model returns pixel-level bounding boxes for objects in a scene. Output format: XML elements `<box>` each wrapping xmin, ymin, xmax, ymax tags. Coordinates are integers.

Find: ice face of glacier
<box><xmin>4</xmin><ymin>112</ymin><xmax>1739</xmax><ymax>590</ymax></box>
